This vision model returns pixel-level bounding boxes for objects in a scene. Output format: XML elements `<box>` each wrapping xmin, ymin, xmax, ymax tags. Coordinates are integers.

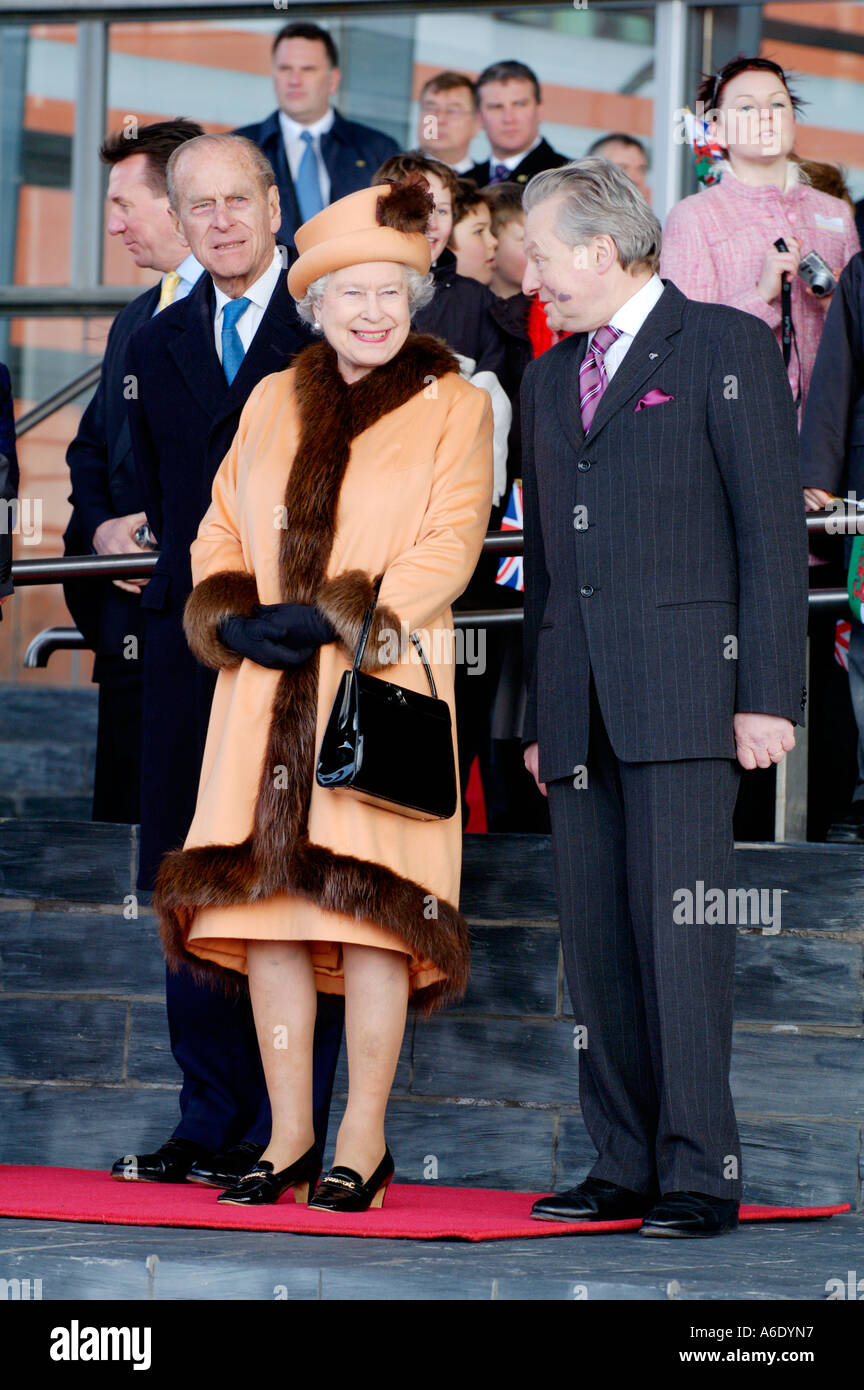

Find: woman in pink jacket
<box><xmin>661</xmin><ymin>56</ymin><xmax>859</xmax><ymax>416</ymax></box>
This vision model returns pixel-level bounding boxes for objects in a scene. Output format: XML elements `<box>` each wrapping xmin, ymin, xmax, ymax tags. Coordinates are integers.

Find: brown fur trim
<box><xmin>183</xmin><ymin>570</ymin><xmax>259</xmax><ymax>670</ymax></box>
<box><xmin>155</xmin><ymin>835</ymin><xmax>469</xmax><ymax>1012</ymax></box>
<box><xmin>158</xmin><ymin>334</ymin><xmax>468</xmax><ymax>1011</ymax></box>
<box><xmin>315</xmin><ymin>569</ymin><xmax>409</xmax><ymax>673</ymax></box>
<box><xmin>376</xmin><ymin>178</ymin><xmax>434</xmax><ymax>234</ymax></box>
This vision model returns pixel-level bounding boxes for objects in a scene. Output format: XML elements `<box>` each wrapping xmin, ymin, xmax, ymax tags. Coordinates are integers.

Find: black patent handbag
<box><xmin>315</xmin><ymin>582</ymin><xmax>458</xmax><ymax>821</ymax></box>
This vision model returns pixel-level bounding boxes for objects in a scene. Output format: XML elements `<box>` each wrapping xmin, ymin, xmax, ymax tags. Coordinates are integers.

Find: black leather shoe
<box><xmin>531</xmin><ymin>1176</ymin><xmax>658</xmax><ymax>1222</ymax></box>
<box><xmin>187</xmin><ymin>1141</ymin><xmax>265</xmax><ymax>1188</ymax></box>
<box><xmin>640</xmin><ymin>1191</ymin><xmax>739</xmax><ymax>1238</ymax></box>
<box><xmin>308</xmin><ymin>1148</ymin><xmax>395</xmax><ymax>1212</ymax></box>
<box><xmin>216</xmin><ymin>1144</ymin><xmax>322</xmax><ymax>1206</ymax></box>
<box><xmin>110</xmin><ymin>1138</ymin><xmax>209</xmax><ymax>1184</ymax></box>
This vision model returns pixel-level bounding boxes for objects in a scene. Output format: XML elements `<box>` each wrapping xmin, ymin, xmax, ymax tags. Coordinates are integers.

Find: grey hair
<box><xmin>295</xmin><ymin>265</ymin><xmax>435</xmax><ymax>328</ymax></box>
<box><xmin>166</xmin><ymin>134</ymin><xmax>276</xmax><ymax>210</ymax></box>
<box><xmin>522</xmin><ymin>156</ymin><xmax>662</xmax><ymax>272</ymax></box>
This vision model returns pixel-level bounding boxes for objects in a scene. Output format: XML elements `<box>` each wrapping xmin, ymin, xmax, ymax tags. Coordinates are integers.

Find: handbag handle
<box><xmin>352</xmin><ymin>575</ymin><xmax>438</xmax><ymax>699</ymax></box>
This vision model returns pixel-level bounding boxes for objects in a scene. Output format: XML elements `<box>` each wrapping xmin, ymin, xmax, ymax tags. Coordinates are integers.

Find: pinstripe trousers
<box><xmin>547</xmin><ymin>680</ymin><xmax>743</xmax><ymax>1199</ymax></box>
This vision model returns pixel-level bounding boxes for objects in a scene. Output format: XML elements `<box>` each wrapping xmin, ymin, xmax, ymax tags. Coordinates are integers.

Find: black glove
<box><xmin>250</xmin><ymin>602</ymin><xmax>336</xmax><ymax>648</ymax></box>
<box><xmin>217</xmin><ymin>603</ymin><xmax>335</xmax><ymax>671</ymax></box>
<box><xmin>218</xmin><ymin>615</ymin><xmax>314</xmax><ymax>669</ymax></box>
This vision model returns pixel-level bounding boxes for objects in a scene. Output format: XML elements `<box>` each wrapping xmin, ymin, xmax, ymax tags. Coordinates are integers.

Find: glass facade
<box><xmin>1</xmin><ymin>1</ymin><xmax>863</xmax><ymax>686</ymax></box>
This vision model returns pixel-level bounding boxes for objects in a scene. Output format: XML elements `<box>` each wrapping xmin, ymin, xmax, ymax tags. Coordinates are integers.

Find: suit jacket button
<box><xmin>580</xmin><ymin>584</ymin><xmax>595</xmax><ymax>598</ymax></box>
<box><xmin>577</xmin><ymin>459</ymin><xmax>591</xmax><ymax>471</ymax></box>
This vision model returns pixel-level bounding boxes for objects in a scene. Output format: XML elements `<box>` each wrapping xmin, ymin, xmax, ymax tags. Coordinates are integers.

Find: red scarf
<box><xmin>527</xmin><ymin>295</ymin><xmax>572</xmax><ymax>358</ymax></box>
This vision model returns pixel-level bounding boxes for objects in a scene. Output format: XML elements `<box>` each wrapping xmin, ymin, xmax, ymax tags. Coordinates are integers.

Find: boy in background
<box><xmin>449</xmin><ymin>179</ymin><xmax>498</xmax><ymax>287</ymax></box>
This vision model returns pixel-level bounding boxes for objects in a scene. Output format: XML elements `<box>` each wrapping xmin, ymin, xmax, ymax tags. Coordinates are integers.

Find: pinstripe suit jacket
<box><xmin>521</xmin><ymin>279</ymin><xmax>808</xmax><ymax>782</ymax></box>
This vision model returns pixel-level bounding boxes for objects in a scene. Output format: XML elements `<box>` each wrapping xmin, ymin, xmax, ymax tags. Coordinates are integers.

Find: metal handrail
<box><xmin>12</xmin><ymin>552</ymin><xmax>159</xmax><ymax>583</ymax></box>
<box><xmin>24</xmin><ymin>627</ymin><xmax>86</xmax><ymax>668</ymax></box>
<box><xmin>0</xmin><ymin>287</ymin><xmax>142</xmax><ymax>317</ymax></box>
<box><xmin>7</xmin><ymin>517</ymin><xmax>856</xmax><ymax>596</ymax></box>
<box><xmin>15</xmin><ymin>364</ymin><xmax>103</xmax><ymax>438</ymax></box>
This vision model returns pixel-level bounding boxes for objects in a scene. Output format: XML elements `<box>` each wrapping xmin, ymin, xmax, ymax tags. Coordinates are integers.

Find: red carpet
<box><xmin>0</xmin><ymin>1167</ymin><xmax>850</xmax><ymax>1241</ymax></box>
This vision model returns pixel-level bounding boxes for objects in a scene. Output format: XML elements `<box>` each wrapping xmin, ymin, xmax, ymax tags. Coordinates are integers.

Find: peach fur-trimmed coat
<box><xmin>153</xmin><ymin>333</ymin><xmax>494</xmax><ymax>1014</ymax></box>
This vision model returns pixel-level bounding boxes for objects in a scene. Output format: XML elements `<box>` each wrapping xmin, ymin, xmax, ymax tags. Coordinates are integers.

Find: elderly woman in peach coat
<box><xmin>154</xmin><ymin>181</ymin><xmax>493</xmax><ymax>1212</ymax></box>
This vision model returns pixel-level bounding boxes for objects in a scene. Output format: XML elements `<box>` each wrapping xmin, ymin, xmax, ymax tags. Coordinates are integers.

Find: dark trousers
<box><xmin>168</xmin><ymin>966</ymin><xmax>345</xmax><ymax>1154</ymax></box>
<box><xmin>546</xmin><ymin>682</ymin><xmax>742</xmax><ymax>1199</ymax></box>
<box><xmin>92</xmin><ymin>656</ymin><xmax>142</xmax><ymax>825</ymax></box>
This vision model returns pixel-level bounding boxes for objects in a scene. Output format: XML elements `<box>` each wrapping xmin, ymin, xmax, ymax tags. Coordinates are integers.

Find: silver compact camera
<box><xmin>797</xmin><ymin>250</ymin><xmax>836</xmax><ymax>298</ymax></box>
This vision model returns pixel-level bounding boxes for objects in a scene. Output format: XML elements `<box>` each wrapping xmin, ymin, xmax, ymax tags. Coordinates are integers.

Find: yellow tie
<box><xmin>158</xmin><ymin>270</ymin><xmax>181</xmax><ymax>312</ymax></box>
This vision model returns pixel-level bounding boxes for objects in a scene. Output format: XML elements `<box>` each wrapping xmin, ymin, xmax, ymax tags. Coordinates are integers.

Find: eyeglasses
<box><xmin>421</xmin><ymin>102</ymin><xmax>475</xmax><ymax>118</ymax></box>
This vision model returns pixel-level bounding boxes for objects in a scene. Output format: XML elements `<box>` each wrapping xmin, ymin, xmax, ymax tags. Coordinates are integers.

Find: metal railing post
<box><xmin>774</xmin><ymin>635</ymin><xmax>810</xmax><ymax>843</ymax></box>
<box><xmin>70</xmin><ymin>21</ymin><xmax>107</xmax><ymax>290</ymax></box>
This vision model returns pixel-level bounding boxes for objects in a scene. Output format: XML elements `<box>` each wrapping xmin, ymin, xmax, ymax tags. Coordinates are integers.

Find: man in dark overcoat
<box><xmin>236</xmin><ymin>20</ymin><xmax>398</xmax><ymax>249</ymax></box>
<box><xmin>520</xmin><ymin>158</ymin><xmax>808</xmax><ymax>1237</ymax></box>
<box><xmin>118</xmin><ymin>133</ymin><xmax>342</xmax><ymax>1192</ymax></box>
<box><xmin>64</xmin><ymin>118</ymin><xmax>204</xmax><ymax>824</ymax></box>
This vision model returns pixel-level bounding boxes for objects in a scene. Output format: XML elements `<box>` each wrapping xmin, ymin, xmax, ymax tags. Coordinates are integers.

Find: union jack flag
<box><xmin>495</xmin><ymin>479</ymin><xmax>523</xmax><ymax>591</ymax></box>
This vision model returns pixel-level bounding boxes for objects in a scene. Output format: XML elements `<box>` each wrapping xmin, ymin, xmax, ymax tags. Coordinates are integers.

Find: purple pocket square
<box><xmin>634</xmin><ymin>388</ymin><xmax>675</xmax><ymax>411</ymax></box>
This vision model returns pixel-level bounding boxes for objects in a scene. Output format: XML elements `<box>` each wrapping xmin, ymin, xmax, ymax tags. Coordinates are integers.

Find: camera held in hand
<box><xmin>774</xmin><ymin>237</ymin><xmax>836</xmax><ymax>297</ymax></box>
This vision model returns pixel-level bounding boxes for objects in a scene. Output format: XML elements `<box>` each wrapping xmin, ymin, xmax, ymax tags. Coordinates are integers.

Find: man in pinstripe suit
<box><xmin>519</xmin><ymin>160</ymin><xmax>808</xmax><ymax>1237</ymax></box>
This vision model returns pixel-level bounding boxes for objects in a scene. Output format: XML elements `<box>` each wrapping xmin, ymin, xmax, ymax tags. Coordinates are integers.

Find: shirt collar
<box><xmin>715</xmin><ymin>157</ymin><xmax>802</xmax><ymax>195</ymax></box>
<box><xmin>279</xmin><ymin>106</ymin><xmax>335</xmax><ymax>145</ymax></box>
<box><xmin>175</xmin><ymin>252</ymin><xmax>204</xmax><ymax>289</ymax></box>
<box><xmin>589</xmin><ymin>272</ymin><xmax>665</xmax><ymax>347</ymax></box>
<box><xmin>495</xmin><ymin>137</ymin><xmax>542</xmax><ymax>172</ymax></box>
<box><xmin>213</xmin><ymin>246</ymin><xmax>283</xmax><ymax>319</ymax></box>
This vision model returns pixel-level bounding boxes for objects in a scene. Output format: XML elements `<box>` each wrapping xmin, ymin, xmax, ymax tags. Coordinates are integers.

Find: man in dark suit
<box><xmin>800</xmin><ymin>250</ymin><xmax>864</xmax><ymax>841</ymax></box>
<box><xmin>467</xmin><ymin>60</ymin><xmax>570</xmax><ymax>189</ymax></box>
<box><xmin>64</xmin><ymin>119</ymin><xmax>204</xmax><ymax>823</ymax></box>
<box><xmin>520</xmin><ymin>159</ymin><xmax>808</xmax><ymax>1237</ymax></box>
<box><xmin>118</xmin><ymin>132</ymin><xmax>343</xmax><ymax>1191</ymax></box>
<box><xmin>235</xmin><ymin>20</ymin><xmax>398</xmax><ymax>251</ymax></box>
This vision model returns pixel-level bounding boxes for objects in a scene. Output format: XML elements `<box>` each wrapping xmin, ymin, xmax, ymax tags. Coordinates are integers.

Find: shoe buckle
<box><xmin>322</xmin><ymin>1174</ymin><xmax>358</xmax><ymax>1192</ymax></box>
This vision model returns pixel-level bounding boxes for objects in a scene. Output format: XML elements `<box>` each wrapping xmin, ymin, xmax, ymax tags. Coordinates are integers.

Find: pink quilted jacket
<box><xmin>660</xmin><ymin>162</ymin><xmax>860</xmax><ymax>417</ymax></box>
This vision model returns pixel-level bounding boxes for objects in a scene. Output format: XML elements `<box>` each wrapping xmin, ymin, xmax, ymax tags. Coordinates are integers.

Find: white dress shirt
<box><xmin>212</xmin><ymin>247</ymin><xmax>284</xmax><ymax>364</ymax></box>
<box><xmin>279</xmin><ymin>107</ymin><xmax>335</xmax><ymax>207</ymax></box>
<box><xmin>586</xmin><ymin>273</ymin><xmax>665</xmax><ymax>380</ymax></box>
<box><xmin>152</xmin><ymin>253</ymin><xmax>204</xmax><ymax>315</ymax></box>
<box><xmin>490</xmin><ymin>136</ymin><xmax>542</xmax><ymax>175</ymax></box>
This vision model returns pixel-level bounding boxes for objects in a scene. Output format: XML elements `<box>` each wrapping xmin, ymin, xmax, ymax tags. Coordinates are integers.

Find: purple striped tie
<box><xmin>579</xmin><ymin>323</ymin><xmax>621</xmax><ymax>434</ymax></box>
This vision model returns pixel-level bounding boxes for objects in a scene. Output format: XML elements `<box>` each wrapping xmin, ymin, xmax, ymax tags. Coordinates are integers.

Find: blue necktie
<box><xmin>221</xmin><ymin>296</ymin><xmax>250</xmax><ymax>386</ymax></box>
<box><xmin>490</xmin><ymin>162</ymin><xmax>511</xmax><ymax>184</ymax></box>
<box><xmin>295</xmin><ymin>130</ymin><xmax>325</xmax><ymax>223</ymax></box>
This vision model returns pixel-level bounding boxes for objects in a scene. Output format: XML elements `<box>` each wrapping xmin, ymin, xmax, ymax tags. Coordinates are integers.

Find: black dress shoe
<box><xmin>531</xmin><ymin>1176</ymin><xmax>658</xmax><ymax>1222</ymax></box>
<box><xmin>216</xmin><ymin>1144</ymin><xmax>322</xmax><ymax>1206</ymax></box>
<box><xmin>187</xmin><ymin>1141</ymin><xmax>265</xmax><ymax>1188</ymax></box>
<box><xmin>110</xmin><ymin>1138</ymin><xmax>209</xmax><ymax>1184</ymax></box>
<box><xmin>308</xmin><ymin>1148</ymin><xmax>395</xmax><ymax>1212</ymax></box>
<box><xmin>640</xmin><ymin>1191</ymin><xmax>739</xmax><ymax>1238</ymax></box>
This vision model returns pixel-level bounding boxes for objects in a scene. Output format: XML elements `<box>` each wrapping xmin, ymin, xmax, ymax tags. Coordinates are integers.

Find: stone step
<box><xmin>0</xmin><ymin>825</ymin><xmax>861</xmax><ymax>1206</ymax></box>
<box><xmin>4</xmin><ymin>821</ymin><xmax>864</xmax><ymax>931</ymax></box>
<box><xmin>0</xmin><ymin>1084</ymin><xmax>857</xmax><ymax>1208</ymax></box>
<box><xmin>2</xmin><ymin>907</ymin><xmax>859</xmax><ymax>1025</ymax></box>
<box><xmin>0</xmin><ymin>684</ymin><xmax>97</xmax><ymax>817</ymax></box>
<box><xmin>5</xmin><ymin>1210</ymin><xmax>862</xmax><ymax>1300</ymax></box>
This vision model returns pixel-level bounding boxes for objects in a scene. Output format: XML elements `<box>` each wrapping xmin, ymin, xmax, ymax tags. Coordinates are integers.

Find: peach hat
<box><xmin>286</xmin><ymin>182</ymin><xmax>432</xmax><ymax>300</ymax></box>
